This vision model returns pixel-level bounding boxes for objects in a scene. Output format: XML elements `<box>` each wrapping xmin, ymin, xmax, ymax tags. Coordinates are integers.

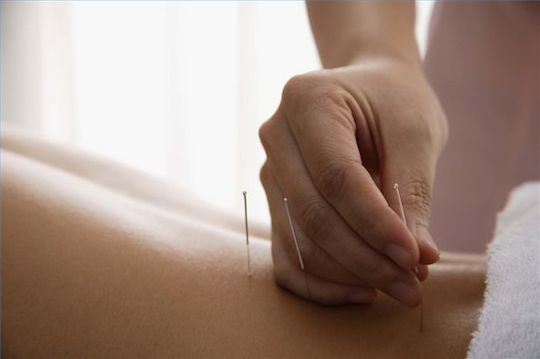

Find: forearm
<box><xmin>306</xmin><ymin>1</ymin><xmax>420</xmax><ymax>68</ymax></box>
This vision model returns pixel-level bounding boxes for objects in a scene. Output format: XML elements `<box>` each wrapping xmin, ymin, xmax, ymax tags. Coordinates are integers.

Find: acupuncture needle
<box><xmin>242</xmin><ymin>191</ymin><xmax>252</xmax><ymax>277</ymax></box>
<box><xmin>283</xmin><ymin>197</ymin><xmax>312</xmax><ymax>299</ymax></box>
<box><xmin>393</xmin><ymin>183</ymin><xmax>424</xmax><ymax>333</ymax></box>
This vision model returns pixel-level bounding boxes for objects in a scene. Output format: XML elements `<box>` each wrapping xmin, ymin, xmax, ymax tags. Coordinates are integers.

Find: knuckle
<box><xmin>397</xmin><ymin>115</ymin><xmax>439</xmax><ymax>153</ymax></box>
<box><xmin>281</xmin><ymin>73</ymin><xmax>354</xmax><ymax>134</ymax></box>
<box><xmin>417</xmin><ymin>104</ymin><xmax>449</xmax><ymax>153</ymax></box>
<box><xmin>298</xmin><ymin>200</ymin><xmax>333</xmax><ymax>244</ymax></box>
<box><xmin>411</xmin><ymin>117</ymin><xmax>448</xmax><ymax>158</ymax></box>
<box><xmin>310</xmin><ymin>86</ymin><xmax>348</xmax><ymax>116</ymax></box>
<box><xmin>259</xmin><ymin>162</ymin><xmax>272</xmax><ymax>187</ymax></box>
<box><xmin>434</xmin><ymin>111</ymin><xmax>449</xmax><ymax>150</ymax></box>
<box><xmin>258</xmin><ymin>120</ymin><xmax>275</xmax><ymax>153</ymax></box>
<box><xmin>441</xmin><ymin>118</ymin><xmax>449</xmax><ymax>147</ymax></box>
<box><xmin>417</xmin><ymin>121</ymin><xmax>437</xmax><ymax>150</ymax></box>
<box><xmin>402</xmin><ymin>174</ymin><xmax>432</xmax><ymax>223</ymax></box>
<box><xmin>282</xmin><ymin>73</ymin><xmax>343</xmax><ymax>112</ymax></box>
<box><xmin>282</xmin><ymin>74</ymin><xmax>315</xmax><ymax>107</ymax></box>
<box><xmin>316</xmin><ymin>160</ymin><xmax>356</xmax><ymax>203</ymax></box>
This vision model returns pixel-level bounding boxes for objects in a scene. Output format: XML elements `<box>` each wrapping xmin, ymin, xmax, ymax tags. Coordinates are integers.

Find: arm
<box><xmin>260</xmin><ymin>1</ymin><xmax>447</xmax><ymax>306</ymax></box>
<box><xmin>306</xmin><ymin>1</ymin><xmax>420</xmax><ymax>68</ymax></box>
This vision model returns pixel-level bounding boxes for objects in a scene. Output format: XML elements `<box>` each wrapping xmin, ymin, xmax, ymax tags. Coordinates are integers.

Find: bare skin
<box><xmin>2</xmin><ymin>131</ymin><xmax>485</xmax><ymax>358</ymax></box>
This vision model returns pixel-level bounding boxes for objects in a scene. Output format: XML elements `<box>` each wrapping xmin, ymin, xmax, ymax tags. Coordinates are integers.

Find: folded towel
<box><xmin>468</xmin><ymin>182</ymin><xmax>540</xmax><ymax>358</ymax></box>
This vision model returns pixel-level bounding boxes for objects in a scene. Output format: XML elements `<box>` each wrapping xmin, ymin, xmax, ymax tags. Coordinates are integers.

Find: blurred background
<box><xmin>1</xmin><ymin>1</ymin><xmax>434</xmax><ymax>223</ymax></box>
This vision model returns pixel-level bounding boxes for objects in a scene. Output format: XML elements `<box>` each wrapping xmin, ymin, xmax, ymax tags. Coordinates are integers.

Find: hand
<box><xmin>259</xmin><ymin>58</ymin><xmax>447</xmax><ymax>306</ymax></box>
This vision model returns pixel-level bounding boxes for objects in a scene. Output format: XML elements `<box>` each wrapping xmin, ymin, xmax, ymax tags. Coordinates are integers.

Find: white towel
<box><xmin>467</xmin><ymin>182</ymin><xmax>540</xmax><ymax>358</ymax></box>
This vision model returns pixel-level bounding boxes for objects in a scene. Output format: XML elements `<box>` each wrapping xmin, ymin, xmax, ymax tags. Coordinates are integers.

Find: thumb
<box><xmin>382</xmin><ymin>148</ymin><xmax>440</xmax><ymax>265</ymax></box>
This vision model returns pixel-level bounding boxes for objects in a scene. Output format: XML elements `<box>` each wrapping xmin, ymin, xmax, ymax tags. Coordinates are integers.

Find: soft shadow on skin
<box><xmin>218</xmin><ymin>246</ymin><xmax>486</xmax><ymax>359</ymax></box>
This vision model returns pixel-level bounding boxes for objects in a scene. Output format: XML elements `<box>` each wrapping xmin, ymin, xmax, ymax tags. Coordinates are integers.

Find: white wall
<box><xmin>1</xmin><ymin>1</ymin><xmax>434</xmax><ymax>223</ymax></box>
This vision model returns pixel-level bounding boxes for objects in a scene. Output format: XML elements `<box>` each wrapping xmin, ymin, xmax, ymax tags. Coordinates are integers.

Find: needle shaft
<box><xmin>243</xmin><ymin>191</ymin><xmax>252</xmax><ymax>276</ymax></box>
<box><xmin>283</xmin><ymin>197</ymin><xmax>311</xmax><ymax>298</ymax></box>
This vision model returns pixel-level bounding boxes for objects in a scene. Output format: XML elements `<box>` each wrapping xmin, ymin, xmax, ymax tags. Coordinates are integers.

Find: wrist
<box><xmin>345</xmin><ymin>44</ymin><xmax>423</xmax><ymax>72</ymax></box>
<box><xmin>321</xmin><ymin>33</ymin><xmax>422</xmax><ymax>71</ymax></box>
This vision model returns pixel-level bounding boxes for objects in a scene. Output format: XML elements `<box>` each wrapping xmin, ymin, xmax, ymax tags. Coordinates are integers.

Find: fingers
<box><xmin>271</xmin><ymin>216</ymin><xmax>377</xmax><ymax>306</ymax></box>
<box><xmin>416</xmin><ymin>264</ymin><xmax>429</xmax><ymax>282</ymax></box>
<box><xmin>381</xmin><ymin>126</ymin><xmax>441</xmax><ymax>265</ymax></box>
<box><xmin>259</xmin><ymin>117</ymin><xmax>422</xmax><ymax>306</ymax></box>
<box><xmin>280</xmin><ymin>75</ymin><xmax>420</xmax><ymax>270</ymax></box>
<box><xmin>263</xmin><ymin>156</ymin><xmax>377</xmax><ymax>305</ymax></box>
<box><xmin>261</xmin><ymin>160</ymin><xmax>368</xmax><ymax>287</ymax></box>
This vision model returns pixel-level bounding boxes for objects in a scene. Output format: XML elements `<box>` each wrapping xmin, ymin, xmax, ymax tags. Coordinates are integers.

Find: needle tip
<box><xmin>283</xmin><ymin>197</ymin><xmax>288</xmax><ymax>203</ymax></box>
<box><xmin>393</xmin><ymin>183</ymin><xmax>399</xmax><ymax>189</ymax></box>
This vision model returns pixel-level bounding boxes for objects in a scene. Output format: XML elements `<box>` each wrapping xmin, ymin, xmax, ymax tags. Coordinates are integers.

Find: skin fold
<box><xmin>2</xmin><ymin>132</ymin><xmax>485</xmax><ymax>358</ymax></box>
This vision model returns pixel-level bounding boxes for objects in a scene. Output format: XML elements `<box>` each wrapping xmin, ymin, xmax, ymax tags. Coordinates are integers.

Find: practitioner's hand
<box><xmin>259</xmin><ymin>59</ymin><xmax>447</xmax><ymax>306</ymax></box>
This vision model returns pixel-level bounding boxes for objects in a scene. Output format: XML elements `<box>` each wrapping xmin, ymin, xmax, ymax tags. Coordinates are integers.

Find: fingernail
<box><xmin>417</xmin><ymin>226</ymin><xmax>440</xmax><ymax>259</ymax></box>
<box><xmin>348</xmin><ymin>292</ymin><xmax>375</xmax><ymax>304</ymax></box>
<box><xmin>387</xmin><ymin>281</ymin><xmax>420</xmax><ymax>307</ymax></box>
<box><xmin>385</xmin><ymin>243</ymin><xmax>415</xmax><ymax>269</ymax></box>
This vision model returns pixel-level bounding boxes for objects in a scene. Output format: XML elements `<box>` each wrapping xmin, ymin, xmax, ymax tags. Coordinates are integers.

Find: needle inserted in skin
<box><xmin>394</xmin><ymin>183</ymin><xmax>408</xmax><ymax>227</ymax></box>
<box><xmin>393</xmin><ymin>183</ymin><xmax>424</xmax><ymax>333</ymax></box>
<box><xmin>283</xmin><ymin>197</ymin><xmax>311</xmax><ymax>299</ymax></box>
<box><xmin>243</xmin><ymin>191</ymin><xmax>252</xmax><ymax>277</ymax></box>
